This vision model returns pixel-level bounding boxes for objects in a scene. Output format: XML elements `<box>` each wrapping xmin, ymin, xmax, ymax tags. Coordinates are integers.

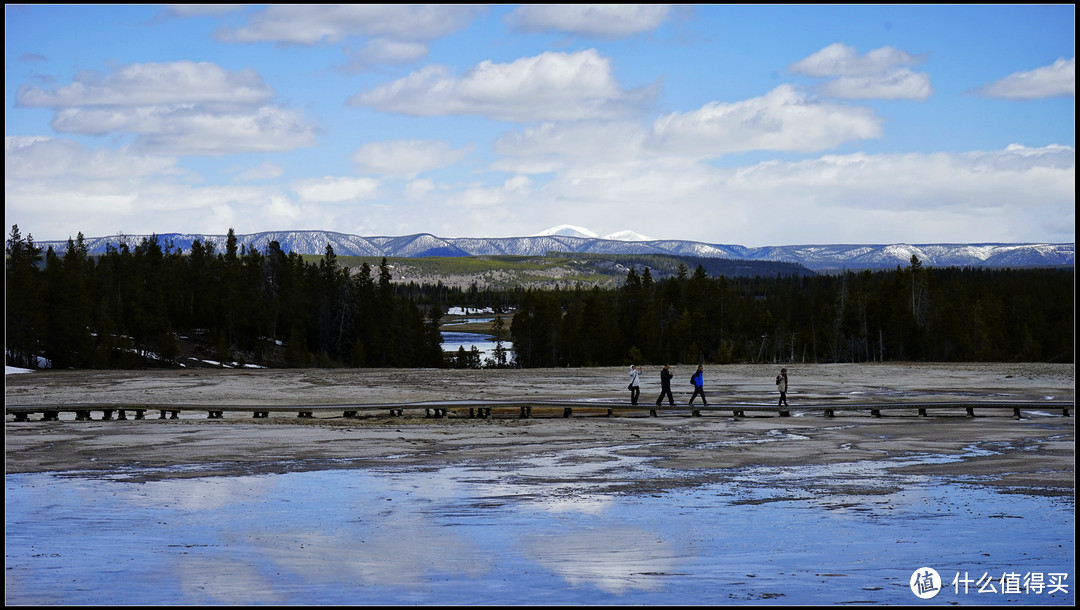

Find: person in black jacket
<box><xmin>655</xmin><ymin>364</ymin><xmax>675</xmax><ymax>407</ymax></box>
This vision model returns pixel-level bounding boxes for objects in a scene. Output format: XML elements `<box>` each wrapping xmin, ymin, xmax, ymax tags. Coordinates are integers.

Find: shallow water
<box><xmin>5</xmin><ymin>444</ymin><xmax>1074</xmax><ymax>605</ymax></box>
<box><xmin>441</xmin><ymin>330</ymin><xmax>514</xmax><ymax>361</ymax></box>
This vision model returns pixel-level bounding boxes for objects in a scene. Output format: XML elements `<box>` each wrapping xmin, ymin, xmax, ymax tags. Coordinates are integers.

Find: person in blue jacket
<box><xmin>689</xmin><ymin>364</ymin><xmax>707</xmax><ymax>406</ymax></box>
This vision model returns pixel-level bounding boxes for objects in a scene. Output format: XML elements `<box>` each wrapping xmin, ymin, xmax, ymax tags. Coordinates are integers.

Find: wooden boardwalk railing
<box><xmin>6</xmin><ymin>400</ymin><xmax>1072</xmax><ymax>422</ymax></box>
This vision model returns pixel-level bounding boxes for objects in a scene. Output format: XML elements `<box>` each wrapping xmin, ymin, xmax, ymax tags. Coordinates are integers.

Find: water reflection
<box><xmin>440</xmin><ymin>331</ymin><xmax>514</xmax><ymax>361</ymax></box>
<box><xmin>525</xmin><ymin>526</ymin><xmax>679</xmax><ymax>594</ymax></box>
<box><xmin>5</xmin><ymin>446</ymin><xmax>1074</xmax><ymax>605</ymax></box>
<box><xmin>440</xmin><ymin>314</ymin><xmax>515</xmax><ymax>361</ymax></box>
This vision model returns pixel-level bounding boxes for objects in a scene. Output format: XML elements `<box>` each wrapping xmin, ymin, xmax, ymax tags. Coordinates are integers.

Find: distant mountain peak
<box><xmin>602</xmin><ymin>229</ymin><xmax>653</xmax><ymax>242</ymax></box>
<box><xmin>33</xmin><ymin>230</ymin><xmax>1074</xmax><ymax>272</ymax></box>
<box><xmin>533</xmin><ymin>224</ymin><xmax>599</xmax><ymax>238</ymax></box>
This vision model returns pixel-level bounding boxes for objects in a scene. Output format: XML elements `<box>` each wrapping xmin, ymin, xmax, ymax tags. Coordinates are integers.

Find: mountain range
<box><xmin>36</xmin><ymin>228</ymin><xmax>1074</xmax><ymax>272</ymax></box>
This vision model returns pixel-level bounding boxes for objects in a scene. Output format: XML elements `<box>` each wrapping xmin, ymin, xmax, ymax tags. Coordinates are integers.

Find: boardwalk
<box><xmin>6</xmin><ymin>398</ymin><xmax>1072</xmax><ymax>422</ymax></box>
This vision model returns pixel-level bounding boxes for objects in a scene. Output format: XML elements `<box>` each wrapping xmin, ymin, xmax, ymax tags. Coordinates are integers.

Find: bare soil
<box><xmin>5</xmin><ymin>363</ymin><xmax>1074</xmax><ymax>495</ymax></box>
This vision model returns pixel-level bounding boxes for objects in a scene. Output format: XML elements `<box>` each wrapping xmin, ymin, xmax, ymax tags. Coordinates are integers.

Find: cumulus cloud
<box><xmin>491</xmin><ymin>122</ymin><xmax>651</xmax><ymax>177</ymax></box>
<box><xmin>15</xmin><ymin>61</ymin><xmax>317</xmax><ymax>156</ymax></box>
<box><xmin>817</xmin><ymin>69</ymin><xmax>933</xmax><ymax>101</ymax></box>
<box><xmin>5</xmin><ymin>135</ymin><xmax>177</xmax><ymax>179</ymax></box>
<box><xmin>721</xmin><ymin>145</ymin><xmax>1075</xmax><ymax>211</ymax></box>
<box><xmin>492</xmin><ymin>87</ymin><xmax>886</xmax><ymax>172</ymax></box>
<box><xmin>974</xmin><ymin>57</ymin><xmax>1074</xmax><ymax>99</ymax></box>
<box><xmin>649</xmin><ymin>85</ymin><xmax>883</xmax><ymax>155</ymax></box>
<box><xmin>4</xmin><ymin>135</ymin><xmax>299</xmax><ymax>239</ymax></box>
<box><xmin>790</xmin><ymin>43</ymin><xmax>933</xmax><ymax>100</ymax></box>
<box><xmin>349</xmin><ymin>49</ymin><xmax>656</xmax><ymax>122</ymax></box>
<box><xmin>345</xmin><ymin>38</ymin><xmax>430</xmax><ymax>71</ymax></box>
<box><xmin>215</xmin><ymin>4</ymin><xmax>481</xmax><ymax>45</ymax></box>
<box><xmin>291</xmin><ymin>176</ymin><xmax>380</xmax><ymax>203</ymax></box>
<box><xmin>16</xmin><ymin>61</ymin><xmax>272</xmax><ymax>108</ymax></box>
<box><xmin>351</xmin><ymin>139</ymin><xmax>471</xmax><ymax>177</ymax></box>
<box><xmin>506</xmin><ymin>4</ymin><xmax>671</xmax><ymax>38</ymax></box>
<box><xmin>497</xmin><ymin>143</ymin><xmax>1074</xmax><ymax>245</ymax></box>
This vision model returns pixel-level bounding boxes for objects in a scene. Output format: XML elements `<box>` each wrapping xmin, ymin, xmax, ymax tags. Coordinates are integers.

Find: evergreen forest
<box><xmin>6</xmin><ymin>225</ymin><xmax>1074</xmax><ymax>370</ymax></box>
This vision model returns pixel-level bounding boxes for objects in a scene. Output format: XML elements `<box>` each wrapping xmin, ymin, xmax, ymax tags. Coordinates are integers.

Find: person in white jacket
<box><xmin>776</xmin><ymin>368</ymin><xmax>789</xmax><ymax>406</ymax></box>
<box><xmin>628</xmin><ymin>365</ymin><xmax>642</xmax><ymax>405</ymax></box>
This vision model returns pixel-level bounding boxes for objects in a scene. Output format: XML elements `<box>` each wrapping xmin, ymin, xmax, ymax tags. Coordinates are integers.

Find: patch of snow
<box><xmin>532</xmin><ymin>225</ymin><xmax>599</xmax><ymax>238</ymax></box>
<box><xmin>602</xmin><ymin>230</ymin><xmax>654</xmax><ymax>242</ymax></box>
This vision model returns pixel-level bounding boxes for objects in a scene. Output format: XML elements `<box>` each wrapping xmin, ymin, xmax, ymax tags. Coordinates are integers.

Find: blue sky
<box><xmin>5</xmin><ymin>4</ymin><xmax>1074</xmax><ymax>246</ymax></box>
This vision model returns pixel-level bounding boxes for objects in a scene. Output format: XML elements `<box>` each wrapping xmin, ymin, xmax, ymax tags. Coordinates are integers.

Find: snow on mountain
<box><xmin>532</xmin><ymin>225</ymin><xmax>599</xmax><ymax>238</ymax></box>
<box><xmin>602</xmin><ymin>230</ymin><xmax>653</xmax><ymax>241</ymax></box>
<box><xmin>34</xmin><ymin>231</ymin><xmax>1073</xmax><ymax>272</ymax></box>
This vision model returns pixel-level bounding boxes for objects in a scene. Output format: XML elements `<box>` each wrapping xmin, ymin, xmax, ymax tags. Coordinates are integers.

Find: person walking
<box><xmin>688</xmin><ymin>364</ymin><xmax>707</xmax><ymax>406</ymax></box>
<box><xmin>628</xmin><ymin>365</ymin><xmax>642</xmax><ymax>405</ymax></box>
<box><xmin>776</xmin><ymin>368</ymin><xmax>789</xmax><ymax>406</ymax></box>
<box><xmin>655</xmin><ymin>364</ymin><xmax>675</xmax><ymax>407</ymax></box>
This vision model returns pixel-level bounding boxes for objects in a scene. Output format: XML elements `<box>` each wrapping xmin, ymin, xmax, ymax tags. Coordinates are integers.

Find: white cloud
<box><xmin>494</xmin><ymin>121</ymin><xmax>648</xmax><ymax>166</ymax></box>
<box><xmin>215</xmin><ymin>5</ymin><xmax>481</xmax><ymax>45</ymax></box>
<box><xmin>16</xmin><ymin>61</ymin><xmax>272</xmax><ymax>108</ymax></box>
<box><xmin>16</xmin><ymin>61</ymin><xmax>317</xmax><ymax>156</ymax></box>
<box><xmin>507</xmin><ymin>4</ymin><xmax>671</xmax><ymax>38</ymax></box>
<box><xmin>790</xmin><ymin>43</ymin><xmax>933</xmax><ymax>100</ymax></box>
<box><xmin>291</xmin><ymin>176</ymin><xmax>380</xmax><ymax>203</ymax></box>
<box><xmin>4</xmin><ymin>136</ymin><xmax>298</xmax><ymax>239</ymax></box>
<box><xmin>7</xmin><ymin>139</ymin><xmax>1072</xmax><ymax>248</ymax></box>
<box><xmin>975</xmin><ymin>57</ymin><xmax>1075</xmax><ymax>100</ymax></box>
<box><xmin>49</xmin><ymin>106</ymin><xmax>316</xmax><ymax>155</ymax></box>
<box><xmin>345</xmin><ymin>38</ymin><xmax>430</xmax><ymax>71</ymax></box>
<box><xmin>233</xmin><ymin>161</ymin><xmax>284</xmax><ymax>182</ymax></box>
<box><xmin>349</xmin><ymin>49</ymin><xmax>656</xmax><ymax>122</ymax></box>
<box><xmin>5</xmin><ymin>136</ymin><xmax>177</xmax><ymax>179</ymax></box>
<box><xmin>478</xmin><ymin>143</ymin><xmax>1074</xmax><ymax>245</ymax></box>
<box><xmin>791</xmin><ymin>43</ymin><xmax>927</xmax><ymax>77</ymax></box>
<box><xmin>817</xmin><ymin>69</ymin><xmax>933</xmax><ymax>101</ymax></box>
<box><xmin>351</xmin><ymin>139</ymin><xmax>471</xmax><ymax>177</ymax></box>
<box><xmin>649</xmin><ymin>85</ymin><xmax>883</xmax><ymax>155</ymax></box>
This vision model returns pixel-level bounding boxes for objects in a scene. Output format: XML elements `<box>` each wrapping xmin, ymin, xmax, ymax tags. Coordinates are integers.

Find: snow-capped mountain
<box><xmin>531</xmin><ymin>225</ymin><xmax>599</xmax><ymax>238</ymax></box>
<box><xmin>36</xmin><ymin>230</ymin><xmax>1074</xmax><ymax>272</ymax></box>
<box><xmin>602</xmin><ymin>230</ymin><xmax>654</xmax><ymax>242</ymax></box>
<box><xmin>534</xmin><ymin>225</ymin><xmax>651</xmax><ymax>242</ymax></box>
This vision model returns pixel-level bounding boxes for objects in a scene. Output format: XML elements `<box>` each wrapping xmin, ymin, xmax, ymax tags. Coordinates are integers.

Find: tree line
<box><xmin>6</xmin><ymin>224</ymin><xmax>1073</xmax><ymax>370</ymax></box>
<box><xmin>508</xmin><ymin>259</ymin><xmax>1073</xmax><ymax>367</ymax></box>
<box><xmin>6</xmin><ymin>225</ymin><xmax>442</xmax><ymax>369</ymax></box>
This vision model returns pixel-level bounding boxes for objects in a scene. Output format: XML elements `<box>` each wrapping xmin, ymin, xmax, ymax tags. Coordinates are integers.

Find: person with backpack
<box><xmin>689</xmin><ymin>364</ymin><xmax>707</xmax><ymax>406</ymax></box>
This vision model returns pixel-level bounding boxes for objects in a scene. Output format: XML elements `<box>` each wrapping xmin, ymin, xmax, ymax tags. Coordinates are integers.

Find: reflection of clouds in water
<box><xmin>525</xmin><ymin>526</ymin><xmax>678</xmax><ymax>594</ymax></box>
<box><xmin>470</xmin><ymin>446</ymin><xmax>658</xmax><ymax>515</ymax></box>
<box><xmin>377</xmin><ymin>469</ymin><xmax>464</xmax><ymax>504</ymax></box>
<box><xmin>252</xmin><ymin>512</ymin><xmax>491</xmax><ymax>587</ymax></box>
<box><xmin>176</xmin><ymin>555</ymin><xmax>282</xmax><ymax>605</ymax></box>
<box><xmin>121</xmin><ymin>475</ymin><xmax>281</xmax><ymax>511</ymax></box>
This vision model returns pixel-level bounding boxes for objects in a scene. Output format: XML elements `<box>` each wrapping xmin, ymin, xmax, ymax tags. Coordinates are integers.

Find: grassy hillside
<box><xmin>332</xmin><ymin>252</ymin><xmax>812</xmax><ymax>290</ymax></box>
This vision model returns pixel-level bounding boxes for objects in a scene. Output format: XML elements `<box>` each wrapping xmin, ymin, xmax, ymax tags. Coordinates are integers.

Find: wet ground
<box><xmin>5</xmin><ymin>441</ymin><xmax>1074</xmax><ymax>605</ymax></box>
<box><xmin>6</xmin><ymin>364</ymin><xmax>1074</xmax><ymax>604</ymax></box>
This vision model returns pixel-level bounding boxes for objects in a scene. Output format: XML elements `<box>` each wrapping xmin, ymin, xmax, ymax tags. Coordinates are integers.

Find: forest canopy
<box><xmin>6</xmin><ymin>225</ymin><xmax>1074</xmax><ymax>370</ymax></box>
